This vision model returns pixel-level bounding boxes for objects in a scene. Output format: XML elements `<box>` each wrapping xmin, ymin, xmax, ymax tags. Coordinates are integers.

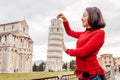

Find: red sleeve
<box><xmin>66</xmin><ymin>30</ymin><xmax>105</xmax><ymax>58</ymax></box>
<box><xmin>63</xmin><ymin>21</ymin><xmax>83</xmax><ymax>39</ymax></box>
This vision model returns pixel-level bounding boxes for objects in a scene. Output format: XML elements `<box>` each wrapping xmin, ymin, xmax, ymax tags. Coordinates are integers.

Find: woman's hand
<box><xmin>62</xmin><ymin>39</ymin><xmax>67</xmax><ymax>52</ymax></box>
<box><xmin>57</xmin><ymin>13</ymin><xmax>67</xmax><ymax>22</ymax></box>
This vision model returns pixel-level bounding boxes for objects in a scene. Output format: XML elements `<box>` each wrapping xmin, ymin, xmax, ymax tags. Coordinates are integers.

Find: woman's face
<box><xmin>81</xmin><ymin>10</ymin><xmax>90</xmax><ymax>28</ymax></box>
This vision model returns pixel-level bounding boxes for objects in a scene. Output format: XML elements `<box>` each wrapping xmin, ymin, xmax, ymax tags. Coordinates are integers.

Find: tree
<box><xmin>33</xmin><ymin>63</ymin><xmax>38</xmax><ymax>71</ymax></box>
<box><xmin>33</xmin><ymin>62</ymin><xmax>45</xmax><ymax>71</ymax></box>
<box><xmin>38</xmin><ymin>62</ymin><xmax>45</xmax><ymax>71</ymax></box>
<box><xmin>63</xmin><ymin>63</ymin><xmax>67</xmax><ymax>70</ymax></box>
<box><xmin>70</xmin><ymin>60</ymin><xmax>76</xmax><ymax>71</ymax></box>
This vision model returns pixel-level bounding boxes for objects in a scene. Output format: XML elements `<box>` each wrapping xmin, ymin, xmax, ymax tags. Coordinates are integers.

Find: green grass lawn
<box><xmin>0</xmin><ymin>71</ymin><xmax>76</xmax><ymax>80</ymax></box>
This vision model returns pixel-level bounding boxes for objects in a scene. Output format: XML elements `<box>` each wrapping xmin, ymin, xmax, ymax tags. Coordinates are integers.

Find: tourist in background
<box><xmin>57</xmin><ymin>7</ymin><xmax>106</xmax><ymax>80</ymax></box>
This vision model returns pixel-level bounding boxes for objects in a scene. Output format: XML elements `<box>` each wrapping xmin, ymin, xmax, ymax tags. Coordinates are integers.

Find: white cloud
<box><xmin>33</xmin><ymin>44</ymin><xmax>47</xmax><ymax>61</ymax></box>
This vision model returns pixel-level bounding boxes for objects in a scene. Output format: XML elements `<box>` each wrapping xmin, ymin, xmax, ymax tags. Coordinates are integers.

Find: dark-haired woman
<box><xmin>57</xmin><ymin>7</ymin><xmax>106</xmax><ymax>80</ymax></box>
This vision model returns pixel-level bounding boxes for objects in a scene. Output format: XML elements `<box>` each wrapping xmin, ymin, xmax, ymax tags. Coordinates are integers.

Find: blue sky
<box><xmin>0</xmin><ymin>0</ymin><xmax>120</xmax><ymax>62</ymax></box>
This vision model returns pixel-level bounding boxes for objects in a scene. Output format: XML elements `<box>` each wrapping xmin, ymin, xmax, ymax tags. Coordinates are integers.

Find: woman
<box><xmin>57</xmin><ymin>7</ymin><xmax>106</xmax><ymax>80</ymax></box>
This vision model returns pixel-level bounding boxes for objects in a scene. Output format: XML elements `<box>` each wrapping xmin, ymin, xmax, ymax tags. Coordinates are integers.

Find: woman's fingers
<box><xmin>57</xmin><ymin>13</ymin><xmax>63</xmax><ymax>19</ymax></box>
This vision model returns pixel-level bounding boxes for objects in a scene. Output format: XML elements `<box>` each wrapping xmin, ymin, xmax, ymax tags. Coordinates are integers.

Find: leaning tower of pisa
<box><xmin>45</xmin><ymin>19</ymin><xmax>63</xmax><ymax>71</ymax></box>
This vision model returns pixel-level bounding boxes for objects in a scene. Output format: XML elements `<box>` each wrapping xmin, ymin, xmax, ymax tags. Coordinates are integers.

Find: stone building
<box><xmin>98</xmin><ymin>53</ymin><xmax>120</xmax><ymax>71</ymax></box>
<box><xmin>0</xmin><ymin>20</ymin><xmax>33</xmax><ymax>73</ymax></box>
<box><xmin>45</xmin><ymin>19</ymin><xmax>63</xmax><ymax>71</ymax></box>
<box><xmin>114</xmin><ymin>57</ymin><xmax>120</xmax><ymax>72</ymax></box>
<box><xmin>98</xmin><ymin>54</ymin><xmax>114</xmax><ymax>71</ymax></box>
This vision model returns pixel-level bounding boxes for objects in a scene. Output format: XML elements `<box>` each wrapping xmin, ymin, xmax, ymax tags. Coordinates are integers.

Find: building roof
<box><xmin>100</xmin><ymin>53</ymin><xmax>113</xmax><ymax>57</ymax></box>
<box><xmin>0</xmin><ymin>20</ymin><xmax>26</xmax><ymax>26</ymax></box>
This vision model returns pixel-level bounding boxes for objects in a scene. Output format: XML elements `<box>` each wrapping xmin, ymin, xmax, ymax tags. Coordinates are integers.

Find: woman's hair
<box><xmin>86</xmin><ymin>7</ymin><xmax>106</xmax><ymax>29</ymax></box>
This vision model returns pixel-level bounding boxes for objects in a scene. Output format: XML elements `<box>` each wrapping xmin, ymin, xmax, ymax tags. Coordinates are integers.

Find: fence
<box><xmin>29</xmin><ymin>76</ymin><xmax>59</xmax><ymax>80</ymax></box>
<box><xmin>26</xmin><ymin>74</ymin><xmax>76</xmax><ymax>80</ymax></box>
<box><xmin>26</xmin><ymin>67</ymin><xmax>119</xmax><ymax>80</ymax></box>
<box><xmin>59</xmin><ymin>74</ymin><xmax>76</xmax><ymax>80</ymax></box>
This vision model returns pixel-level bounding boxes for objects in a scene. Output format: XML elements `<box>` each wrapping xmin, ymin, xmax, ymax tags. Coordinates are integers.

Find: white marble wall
<box><xmin>0</xmin><ymin>20</ymin><xmax>33</xmax><ymax>73</ymax></box>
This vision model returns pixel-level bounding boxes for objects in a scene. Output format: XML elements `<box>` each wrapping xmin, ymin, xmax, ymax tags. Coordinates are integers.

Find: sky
<box><xmin>0</xmin><ymin>0</ymin><xmax>120</xmax><ymax>62</ymax></box>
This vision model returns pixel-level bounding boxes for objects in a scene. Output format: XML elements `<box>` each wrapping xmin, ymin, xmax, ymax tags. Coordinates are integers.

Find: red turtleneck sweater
<box><xmin>63</xmin><ymin>21</ymin><xmax>105</xmax><ymax>72</ymax></box>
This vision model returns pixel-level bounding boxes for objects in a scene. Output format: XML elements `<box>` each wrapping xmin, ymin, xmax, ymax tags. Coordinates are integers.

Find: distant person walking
<box><xmin>57</xmin><ymin>7</ymin><xmax>106</xmax><ymax>80</ymax></box>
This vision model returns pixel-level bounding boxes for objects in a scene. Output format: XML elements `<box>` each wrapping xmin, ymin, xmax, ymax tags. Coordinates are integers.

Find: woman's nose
<box><xmin>81</xmin><ymin>18</ymin><xmax>83</xmax><ymax>21</ymax></box>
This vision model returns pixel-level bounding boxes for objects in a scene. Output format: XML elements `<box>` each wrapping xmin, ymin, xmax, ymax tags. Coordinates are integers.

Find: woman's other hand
<box><xmin>62</xmin><ymin>39</ymin><xmax>67</xmax><ymax>52</ymax></box>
